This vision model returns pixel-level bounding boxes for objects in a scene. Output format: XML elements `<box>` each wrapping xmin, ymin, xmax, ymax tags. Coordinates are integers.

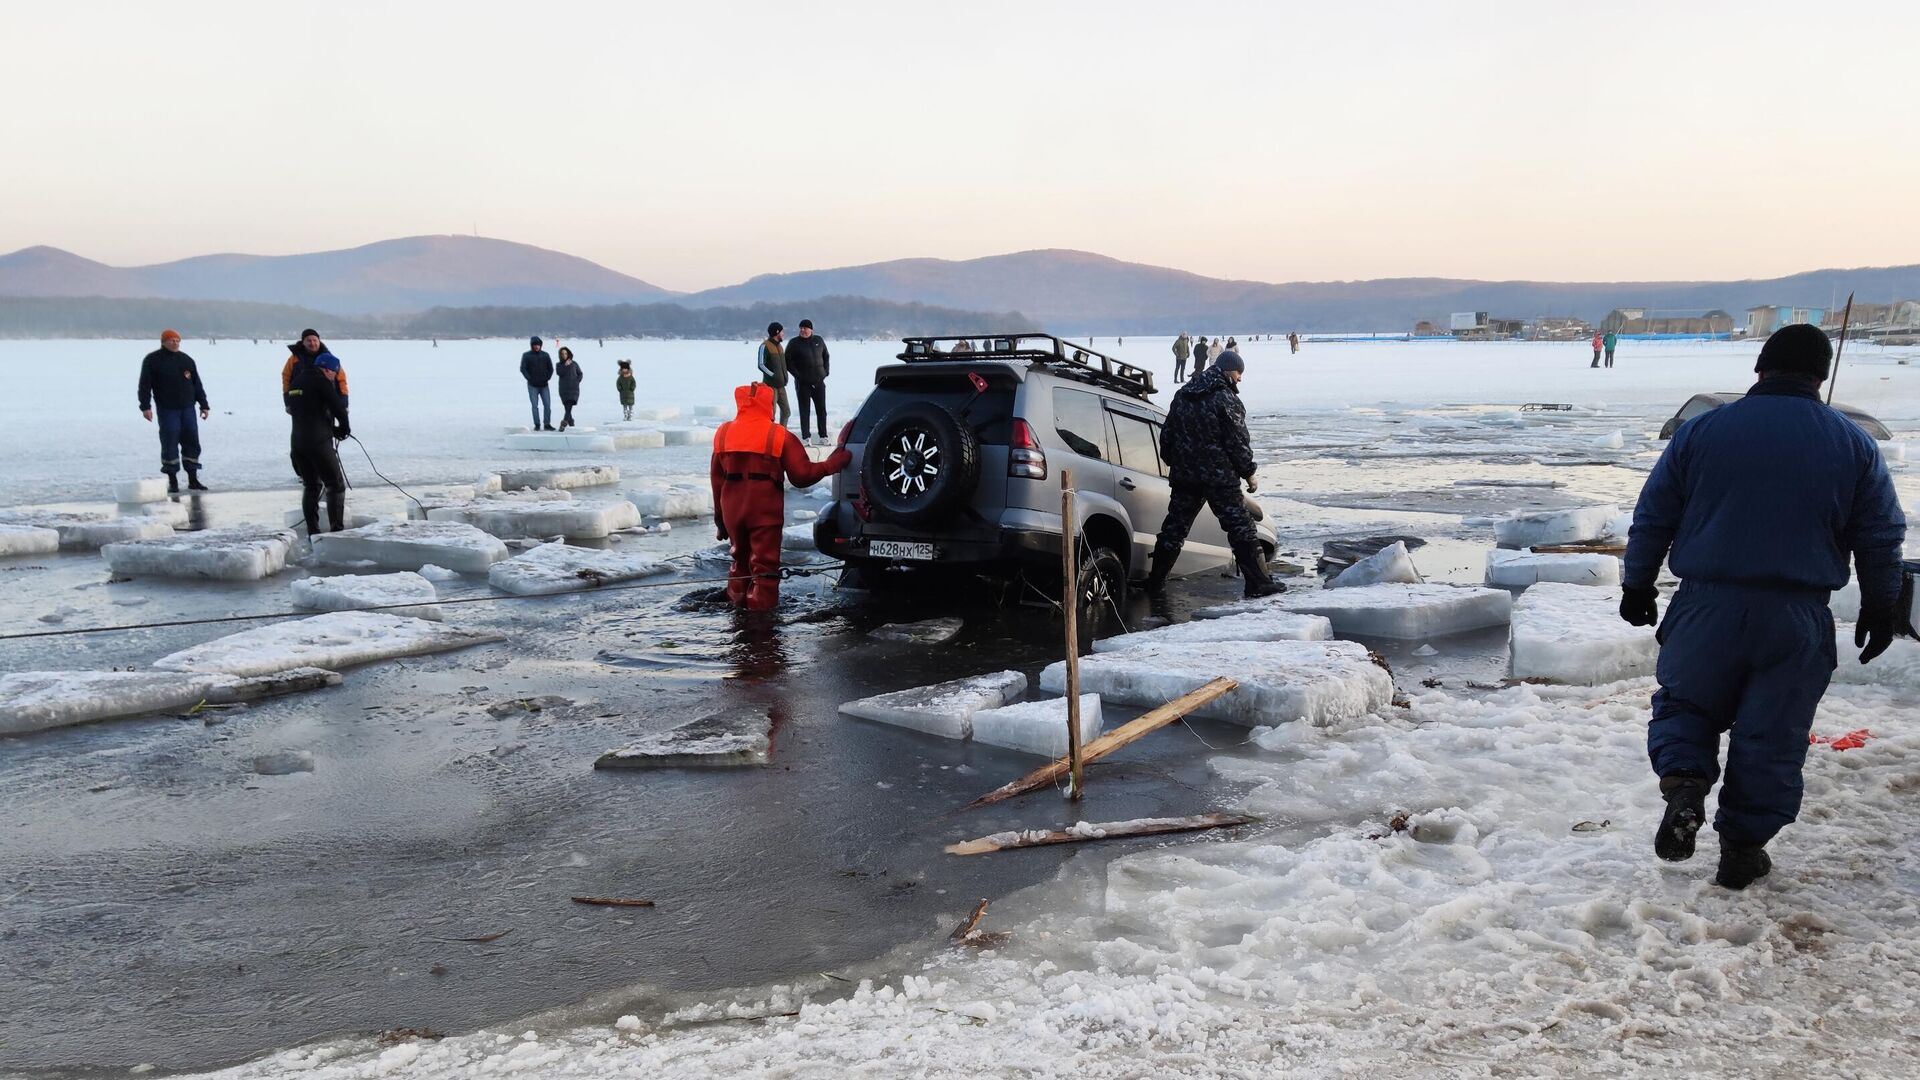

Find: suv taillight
<box><xmin>1009</xmin><ymin>419</ymin><xmax>1048</xmax><ymax>480</ymax></box>
<box><xmin>836</xmin><ymin>420</ymin><xmax>853</xmax><ymax>450</ymax></box>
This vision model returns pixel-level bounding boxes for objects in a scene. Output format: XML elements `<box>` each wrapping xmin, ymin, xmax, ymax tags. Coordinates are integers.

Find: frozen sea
<box><xmin>4</xmin><ymin>335</ymin><xmax>1920</xmax><ymax>1078</ymax></box>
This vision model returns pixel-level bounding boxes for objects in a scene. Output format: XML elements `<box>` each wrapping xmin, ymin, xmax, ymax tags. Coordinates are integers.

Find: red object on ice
<box><xmin>1810</xmin><ymin>728</ymin><xmax>1873</xmax><ymax>750</ymax></box>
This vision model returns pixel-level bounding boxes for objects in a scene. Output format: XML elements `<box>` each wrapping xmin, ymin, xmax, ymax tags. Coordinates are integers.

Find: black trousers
<box><xmin>794</xmin><ymin>380</ymin><xmax>828</xmax><ymax>439</ymax></box>
<box><xmin>1150</xmin><ymin>482</ymin><xmax>1268</xmax><ymax>583</ymax></box>
<box><xmin>291</xmin><ymin>439</ymin><xmax>347</xmax><ymax>533</ymax></box>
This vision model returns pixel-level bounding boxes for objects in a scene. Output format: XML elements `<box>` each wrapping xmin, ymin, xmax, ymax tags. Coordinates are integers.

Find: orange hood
<box><xmin>716</xmin><ymin>384</ymin><xmax>788</xmax><ymax>455</ymax></box>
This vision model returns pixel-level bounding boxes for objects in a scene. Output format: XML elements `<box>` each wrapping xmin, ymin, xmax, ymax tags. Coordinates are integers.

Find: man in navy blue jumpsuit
<box><xmin>1622</xmin><ymin>323</ymin><xmax>1905</xmax><ymax>888</ymax></box>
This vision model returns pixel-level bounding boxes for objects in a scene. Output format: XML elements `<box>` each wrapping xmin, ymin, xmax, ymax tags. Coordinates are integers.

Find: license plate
<box><xmin>870</xmin><ymin>540</ymin><xmax>935</xmax><ymax>561</ymax></box>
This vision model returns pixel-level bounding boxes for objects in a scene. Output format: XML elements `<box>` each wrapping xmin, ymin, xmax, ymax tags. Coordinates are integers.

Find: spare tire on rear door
<box><xmin>861</xmin><ymin>401</ymin><xmax>980</xmax><ymax>527</ymax></box>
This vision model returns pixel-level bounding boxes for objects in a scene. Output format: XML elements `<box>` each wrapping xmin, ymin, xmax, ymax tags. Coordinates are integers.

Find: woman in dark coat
<box><xmin>555</xmin><ymin>346</ymin><xmax>584</xmax><ymax>430</ymax></box>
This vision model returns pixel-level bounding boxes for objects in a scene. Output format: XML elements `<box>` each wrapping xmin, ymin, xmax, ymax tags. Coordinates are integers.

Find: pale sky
<box><xmin>4</xmin><ymin>0</ymin><xmax>1916</xmax><ymax>291</ymax></box>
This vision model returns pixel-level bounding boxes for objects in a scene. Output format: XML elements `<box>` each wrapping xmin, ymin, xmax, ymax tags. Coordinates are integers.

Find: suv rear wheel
<box><xmin>861</xmin><ymin>401</ymin><xmax>980</xmax><ymax>527</ymax></box>
<box><xmin>1075</xmin><ymin>544</ymin><xmax>1129</xmax><ymax>640</ymax></box>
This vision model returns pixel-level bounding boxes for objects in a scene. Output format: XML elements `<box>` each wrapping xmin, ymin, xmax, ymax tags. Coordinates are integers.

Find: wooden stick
<box><xmin>570</xmin><ymin>896</ymin><xmax>655</xmax><ymax>908</ymax></box>
<box><xmin>946</xmin><ymin>812</ymin><xmax>1254</xmax><ymax>856</ymax></box>
<box><xmin>1060</xmin><ymin>468</ymin><xmax>1084</xmax><ymax>800</ymax></box>
<box><xmin>1827</xmin><ymin>291</ymin><xmax>1855</xmax><ymax>405</ymax></box>
<box><xmin>962</xmin><ymin>676</ymin><xmax>1238</xmax><ymax>810</ymax></box>
<box><xmin>951</xmin><ymin>899</ymin><xmax>990</xmax><ymax>940</ymax></box>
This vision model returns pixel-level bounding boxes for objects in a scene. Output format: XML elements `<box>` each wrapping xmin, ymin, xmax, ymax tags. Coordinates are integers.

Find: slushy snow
<box><xmin>970</xmin><ymin>694</ymin><xmax>1103</xmax><ymax>758</ymax></box>
<box><xmin>1494</xmin><ymin>504</ymin><xmax>1622</xmax><ymax>548</ymax></box>
<box><xmin>1041</xmin><ymin>639</ymin><xmax>1394</xmax><ymax>727</ymax></box>
<box><xmin>153</xmin><ymin>611</ymin><xmax>504</xmax><ymax>677</ymax></box>
<box><xmin>311</xmin><ymin>520</ymin><xmax>509</xmax><ymax>574</ymax></box>
<box><xmin>1508</xmin><ymin>582</ymin><xmax>1657</xmax><ymax>684</ymax></box>
<box><xmin>838</xmin><ymin>670</ymin><xmax>1028</xmax><ymax>740</ymax></box>
<box><xmin>1485</xmin><ymin>547</ymin><xmax>1623</xmax><ymax>587</ymax></box>
<box><xmin>0</xmin><ymin>668</ymin><xmax>341</xmax><ymax>735</ymax></box>
<box><xmin>486</xmin><ymin>541</ymin><xmax>672</xmax><ymax>596</ymax></box>
<box><xmin>1095</xmin><ymin>609</ymin><xmax>1332</xmax><ymax>652</ymax></box>
<box><xmin>101</xmin><ymin>526</ymin><xmax>298</xmax><ymax>581</ymax></box>
<box><xmin>290</xmin><ymin>571</ymin><xmax>443</xmax><ymax>620</ymax></box>
<box><xmin>1330</xmin><ymin>539</ymin><xmax>1423</xmax><ymax>587</ymax></box>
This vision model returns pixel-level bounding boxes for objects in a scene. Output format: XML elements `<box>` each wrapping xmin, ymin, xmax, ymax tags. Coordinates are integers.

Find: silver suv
<box><xmin>813</xmin><ymin>334</ymin><xmax>1277</xmax><ymax>613</ymax></box>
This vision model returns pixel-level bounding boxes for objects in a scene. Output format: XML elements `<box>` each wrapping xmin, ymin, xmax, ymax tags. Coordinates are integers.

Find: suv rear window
<box><xmin>852</xmin><ymin>373</ymin><xmax>1016</xmax><ymax>444</ymax></box>
<box><xmin>1052</xmin><ymin>388</ymin><xmax>1111</xmax><ymax>461</ymax></box>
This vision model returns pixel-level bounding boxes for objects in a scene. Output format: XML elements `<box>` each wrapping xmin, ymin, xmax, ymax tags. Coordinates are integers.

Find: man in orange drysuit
<box><xmin>711</xmin><ymin>383</ymin><xmax>850</xmax><ymax>610</ymax></box>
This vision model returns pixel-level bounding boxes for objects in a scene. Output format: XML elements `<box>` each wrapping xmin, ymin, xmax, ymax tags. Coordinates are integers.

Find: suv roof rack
<box><xmin>896</xmin><ymin>334</ymin><xmax>1156</xmax><ymax>399</ymax></box>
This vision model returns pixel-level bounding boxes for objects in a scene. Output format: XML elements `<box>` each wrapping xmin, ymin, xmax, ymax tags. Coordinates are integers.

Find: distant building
<box><xmin>1746</xmin><ymin>305</ymin><xmax>1826</xmax><ymax>337</ymax></box>
<box><xmin>1601</xmin><ymin>309</ymin><xmax>1733</xmax><ymax>335</ymax></box>
<box><xmin>1528</xmin><ymin>316</ymin><xmax>1594</xmax><ymax>341</ymax></box>
<box><xmin>1413</xmin><ymin>320</ymin><xmax>1444</xmax><ymax>337</ymax></box>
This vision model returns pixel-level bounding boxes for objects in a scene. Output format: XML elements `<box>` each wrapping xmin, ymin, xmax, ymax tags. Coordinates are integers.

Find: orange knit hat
<box><xmin>161</xmin><ymin>329</ymin><xmax>181</xmax><ymax>343</ymax></box>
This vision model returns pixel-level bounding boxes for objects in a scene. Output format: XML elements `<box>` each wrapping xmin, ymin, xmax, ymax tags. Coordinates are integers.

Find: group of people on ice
<box><xmin>517</xmin><ymin>337</ymin><xmax>639</xmax><ymax>429</ymax></box>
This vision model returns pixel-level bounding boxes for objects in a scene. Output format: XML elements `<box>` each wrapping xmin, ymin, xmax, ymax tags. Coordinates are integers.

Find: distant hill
<box><xmin>6</xmin><ymin>238</ymin><xmax>1917</xmax><ymax>332</ymax></box>
<box><xmin>0</xmin><ymin>236</ymin><xmax>675</xmax><ymax>315</ymax></box>
<box><xmin>684</xmin><ymin>248</ymin><xmax>1920</xmax><ymax>333</ymax></box>
<box><xmin>0</xmin><ymin>294</ymin><xmax>1028</xmax><ymax>341</ymax></box>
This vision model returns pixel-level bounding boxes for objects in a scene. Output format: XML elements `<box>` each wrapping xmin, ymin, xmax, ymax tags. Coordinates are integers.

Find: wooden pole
<box><xmin>962</xmin><ymin>677</ymin><xmax>1238</xmax><ymax>810</ymax></box>
<box><xmin>946</xmin><ymin>813</ymin><xmax>1256</xmax><ymax>856</ymax></box>
<box><xmin>1827</xmin><ymin>292</ymin><xmax>1855</xmax><ymax>405</ymax></box>
<box><xmin>1060</xmin><ymin>468</ymin><xmax>1084</xmax><ymax>800</ymax></box>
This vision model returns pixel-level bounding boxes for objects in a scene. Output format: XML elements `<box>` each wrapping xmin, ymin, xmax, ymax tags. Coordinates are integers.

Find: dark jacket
<box><xmin>1159</xmin><ymin>365</ymin><xmax>1255</xmax><ymax>490</ymax></box>
<box><xmin>616</xmin><ymin>369</ymin><xmax>637</xmax><ymax>406</ymax></box>
<box><xmin>285</xmin><ymin>349</ymin><xmax>350</xmax><ymax>445</ymax></box>
<box><xmin>137</xmin><ymin>348</ymin><xmax>209</xmax><ymax>411</ymax></box>
<box><xmin>556</xmin><ymin>358</ymin><xmax>584</xmax><ymax>403</ymax></box>
<box><xmin>1626</xmin><ymin>378</ymin><xmax>1907</xmax><ymax>610</ymax></box>
<box><xmin>786</xmin><ymin>334</ymin><xmax>830</xmax><ymax>383</ymax></box>
<box><xmin>520</xmin><ymin>348</ymin><xmax>553</xmax><ymax>387</ymax></box>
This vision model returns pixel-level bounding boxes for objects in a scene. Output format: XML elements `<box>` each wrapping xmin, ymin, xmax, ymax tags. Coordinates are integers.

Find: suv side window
<box><xmin>1106</xmin><ymin>409</ymin><xmax>1163</xmax><ymax>476</ymax></box>
<box><xmin>1051</xmin><ymin>388</ymin><xmax>1110</xmax><ymax>462</ymax></box>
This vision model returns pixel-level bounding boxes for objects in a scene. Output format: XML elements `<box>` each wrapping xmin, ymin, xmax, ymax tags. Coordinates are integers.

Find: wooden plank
<box><xmin>945</xmin><ymin>812</ymin><xmax>1254</xmax><ymax>856</ymax></box>
<box><xmin>961</xmin><ymin>677</ymin><xmax>1238</xmax><ymax>810</ymax></box>
<box><xmin>570</xmin><ymin>895</ymin><xmax>655</xmax><ymax>908</ymax></box>
<box><xmin>1060</xmin><ymin>469</ymin><xmax>1084</xmax><ymax>800</ymax></box>
<box><xmin>951</xmin><ymin>898</ymin><xmax>990</xmax><ymax>941</ymax></box>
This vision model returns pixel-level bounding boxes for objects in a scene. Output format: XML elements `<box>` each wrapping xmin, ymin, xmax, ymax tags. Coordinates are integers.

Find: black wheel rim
<box><xmin>883</xmin><ymin>428</ymin><xmax>941</xmax><ymax>498</ymax></box>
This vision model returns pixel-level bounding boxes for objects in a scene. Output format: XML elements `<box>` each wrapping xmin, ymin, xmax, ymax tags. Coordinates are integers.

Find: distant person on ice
<box><xmin>1603</xmin><ymin>329</ymin><xmax>1618</xmax><ymax>369</ymax></box>
<box><xmin>785</xmin><ymin>318</ymin><xmax>831</xmax><ymax>446</ymax></box>
<box><xmin>1145</xmin><ymin>350</ymin><xmax>1283</xmax><ymax>599</ymax></box>
<box><xmin>757</xmin><ymin>322</ymin><xmax>792</xmax><ymax>426</ymax></box>
<box><xmin>1621</xmin><ymin>323</ymin><xmax>1905</xmax><ymax>889</ymax></box>
<box><xmin>1191</xmin><ymin>335</ymin><xmax>1210</xmax><ymax>376</ymax></box>
<box><xmin>555</xmin><ymin>346</ymin><xmax>583</xmax><ymax>430</ymax></box>
<box><xmin>137</xmin><ymin>330</ymin><xmax>211</xmax><ymax>493</ymax></box>
<box><xmin>710</xmin><ymin>383</ymin><xmax>850</xmax><ymax>611</ymax></box>
<box><xmin>1591</xmin><ymin>331</ymin><xmax>1604</xmax><ymax>368</ymax></box>
<box><xmin>281</xmin><ymin>329</ymin><xmax>351</xmax><ymax>534</ymax></box>
<box><xmin>1288</xmin><ymin>331</ymin><xmax>1300</xmax><ymax>354</ymax></box>
<box><xmin>1172</xmin><ymin>332</ymin><xmax>1191</xmax><ymax>381</ymax></box>
<box><xmin>520</xmin><ymin>336</ymin><xmax>555</xmax><ymax>430</ymax></box>
<box><xmin>616</xmin><ymin>360</ymin><xmax>636</xmax><ymax>421</ymax></box>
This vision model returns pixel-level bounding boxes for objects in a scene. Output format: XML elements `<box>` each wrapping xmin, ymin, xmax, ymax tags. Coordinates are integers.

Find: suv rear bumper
<box><xmin>814</xmin><ymin>504</ymin><xmax>1064</xmax><ymax>570</ymax></box>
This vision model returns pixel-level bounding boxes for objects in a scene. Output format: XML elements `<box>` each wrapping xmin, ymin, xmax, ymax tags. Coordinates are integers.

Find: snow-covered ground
<box><xmin>6</xmin><ymin>336</ymin><xmax>1920</xmax><ymax>1077</ymax></box>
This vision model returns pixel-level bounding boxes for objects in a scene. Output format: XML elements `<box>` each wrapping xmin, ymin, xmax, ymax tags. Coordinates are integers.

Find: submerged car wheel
<box><xmin>1075</xmin><ymin>544</ymin><xmax>1129</xmax><ymax>639</ymax></box>
<box><xmin>861</xmin><ymin>401</ymin><xmax>980</xmax><ymax>527</ymax></box>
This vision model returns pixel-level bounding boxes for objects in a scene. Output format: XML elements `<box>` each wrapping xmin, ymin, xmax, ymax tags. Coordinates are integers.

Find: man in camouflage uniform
<box><xmin>1145</xmin><ymin>350</ymin><xmax>1283</xmax><ymax>598</ymax></box>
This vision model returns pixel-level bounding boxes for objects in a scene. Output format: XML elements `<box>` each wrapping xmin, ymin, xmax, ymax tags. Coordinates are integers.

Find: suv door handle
<box><xmin>1119</xmin><ymin>476</ymin><xmax>1137</xmax><ymax>490</ymax></box>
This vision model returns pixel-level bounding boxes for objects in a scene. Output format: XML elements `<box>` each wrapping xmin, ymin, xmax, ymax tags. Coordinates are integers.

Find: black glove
<box><xmin>1619</xmin><ymin>585</ymin><xmax>1659</xmax><ymax>627</ymax></box>
<box><xmin>334</xmin><ymin>421</ymin><xmax>350</xmax><ymax>442</ymax></box>
<box><xmin>1857</xmin><ymin>607</ymin><xmax>1896</xmax><ymax>665</ymax></box>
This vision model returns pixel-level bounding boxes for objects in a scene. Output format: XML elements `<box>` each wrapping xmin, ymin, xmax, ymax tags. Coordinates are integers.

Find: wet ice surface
<box><xmin>5</xmin><ymin>338</ymin><xmax>1920</xmax><ymax>1075</ymax></box>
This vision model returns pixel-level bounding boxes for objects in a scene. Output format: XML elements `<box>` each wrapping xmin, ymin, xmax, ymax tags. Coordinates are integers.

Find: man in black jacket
<box><xmin>520</xmin><ymin>336</ymin><xmax>555</xmax><ymax>431</ymax></box>
<box><xmin>137</xmin><ymin>329</ymin><xmax>211</xmax><ymax>492</ymax></box>
<box><xmin>283</xmin><ymin>333</ymin><xmax>351</xmax><ymax>534</ymax></box>
<box><xmin>785</xmin><ymin>318</ymin><xmax>832</xmax><ymax>444</ymax></box>
<box><xmin>1145</xmin><ymin>351</ymin><xmax>1282</xmax><ymax>597</ymax></box>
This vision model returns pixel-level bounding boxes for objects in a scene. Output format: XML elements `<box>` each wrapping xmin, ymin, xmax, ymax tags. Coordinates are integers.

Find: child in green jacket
<box><xmin>616</xmin><ymin>360</ymin><xmax>637</xmax><ymax>420</ymax></box>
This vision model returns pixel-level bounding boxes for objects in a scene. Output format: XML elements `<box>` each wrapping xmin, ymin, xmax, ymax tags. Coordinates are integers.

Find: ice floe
<box><xmin>113</xmin><ymin>477</ymin><xmax>170</xmax><ymax>504</ymax></box>
<box><xmin>1508</xmin><ymin>583</ymin><xmax>1656</xmax><ymax>684</ymax></box>
<box><xmin>502</xmin><ymin>431</ymin><xmax>616</xmax><ymax>453</ymax></box>
<box><xmin>1199</xmin><ymin>583</ymin><xmax>1512</xmax><ymax>639</ymax></box>
<box><xmin>1041</xmin><ymin>639</ymin><xmax>1392</xmax><ymax>727</ymax></box>
<box><xmin>1330</xmin><ymin>540</ymin><xmax>1422</xmax><ymax>587</ymax></box>
<box><xmin>429</xmin><ymin>498</ymin><xmax>640</xmax><ymax>540</ymax></box>
<box><xmin>0</xmin><ymin>510</ymin><xmax>175</xmax><ymax>550</ymax></box>
<box><xmin>0</xmin><ymin>522</ymin><xmax>60</xmax><ymax>557</ymax></box>
<box><xmin>0</xmin><ymin>668</ymin><xmax>340</xmax><ymax>736</ymax></box>
<box><xmin>595</xmin><ymin>709</ymin><xmax>771</xmax><ymax>769</ymax></box>
<box><xmin>311</xmin><ymin>520</ymin><xmax>509</xmax><ymax>574</ymax></box>
<box><xmin>1097</xmin><ymin>610</ymin><xmax>1332</xmax><ymax>652</ymax></box>
<box><xmin>971</xmin><ymin>694</ymin><xmax>1103</xmax><ymax>757</ymax></box>
<box><xmin>101</xmin><ymin>526</ymin><xmax>298</xmax><ymax>581</ymax></box>
<box><xmin>290</xmin><ymin>571</ymin><xmax>443</xmax><ymax>620</ymax></box>
<box><xmin>496</xmin><ymin>464</ymin><xmax>620</xmax><ymax>491</ymax></box>
<box><xmin>1493</xmin><ymin>504</ymin><xmax>1621</xmax><ymax>548</ymax></box>
<box><xmin>486</xmin><ymin>540</ymin><xmax>672</xmax><ymax>596</ymax></box>
<box><xmin>629</xmin><ymin>483</ymin><xmax>713</xmax><ymax>519</ymax></box>
<box><xmin>1484</xmin><ymin>548</ymin><xmax>1622</xmax><ymax>588</ymax></box>
<box><xmin>869</xmin><ymin>617</ymin><xmax>965</xmax><ymax>644</ymax></box>
<box><xmin>153</xmin><ymin>611</ymin><xmax>504</xmax><ymax>677</ymax></box>
<box><xmin>838</xmin><ymin>670</ymin><xmax>1029</xmax><ymax>740</ymax></box>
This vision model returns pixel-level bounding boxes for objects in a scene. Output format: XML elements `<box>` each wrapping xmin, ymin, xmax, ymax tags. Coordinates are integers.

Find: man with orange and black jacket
<box><xmin>710</xmin><ymin>383</ymin><xmax>849</xmax><ymax>611</ymax></box>
<box><xmin>281</xmin><ymin>329</ymin><xmax>351</xmax><ymax>534</ymax></box>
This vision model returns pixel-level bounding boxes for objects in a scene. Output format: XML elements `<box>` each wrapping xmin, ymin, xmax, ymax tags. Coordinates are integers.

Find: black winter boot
<box><xmin>1233</xmin><ymin>541</ymin><xmax>1285</xmax><ymax>599</ymax></box>
<box><xmin>1144</xmin><ymin>551</ymin><xmax>1175</xmax><ymax>594</ymax></box>
<box><xmin>1715</xmin><ymin>842</ymin><xmax>1772</xmax><ymax>890</ymax></box>
<box><xmin>1655</xmin><ymin>775</ymin><xmax>1708</xmax><ymax>862</ymax></box>
<box><xmin>165</xmin><ymin>472</ymin><xmax>180</xmax><ymax>494</ymax></box>
<box><xmin>186</xmin><ymin>470</ymin><xmax>208</xmax><ymax>491</ymax></box>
